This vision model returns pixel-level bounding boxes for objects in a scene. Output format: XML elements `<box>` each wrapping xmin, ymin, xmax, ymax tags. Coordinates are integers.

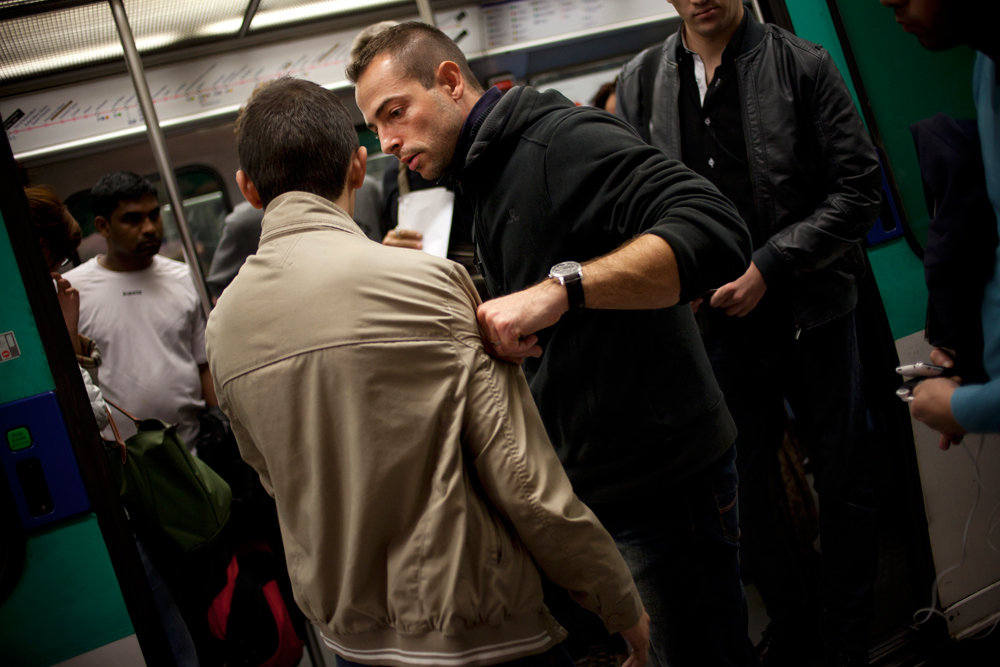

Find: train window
<box><xmin>64</xmin><ymin>164</ymin><xmax>232</xmax><ymax>277</ymax></box>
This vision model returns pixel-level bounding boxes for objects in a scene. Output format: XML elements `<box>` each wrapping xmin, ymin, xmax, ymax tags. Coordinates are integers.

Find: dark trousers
<box><xmin>335</xmin><ymin>644</ymin><xmax>574</xmax><ymax>667</ymax></box>
<box><xmin>590</xmin><ymin>445</ymin><xmax>758</xmax><ymax>667</ymax></box>
<box><xmin>703</xmin><ymin>305</ymin><xmax>879</xmax><ymax>653</ymax></box>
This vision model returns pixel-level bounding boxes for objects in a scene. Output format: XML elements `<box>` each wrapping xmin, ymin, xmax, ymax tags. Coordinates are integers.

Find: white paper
<box><xmin>398</xmin><ymin>187</ymin><xmax>455</xmax><ymax>259</ymax></box>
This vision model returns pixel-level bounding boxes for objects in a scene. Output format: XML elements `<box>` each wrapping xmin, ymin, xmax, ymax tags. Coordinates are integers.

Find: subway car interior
<box><xmin>1</xmin><ymin>0</ymin><xmax>998</xmax><ymax>666</ymax></box>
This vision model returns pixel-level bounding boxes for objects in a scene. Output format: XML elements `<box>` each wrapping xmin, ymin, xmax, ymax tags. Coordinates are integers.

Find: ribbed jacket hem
<box><xmin>319</xmin><ymin>609</ymin><xmax>567</xmax><ymax>667</ymax></box>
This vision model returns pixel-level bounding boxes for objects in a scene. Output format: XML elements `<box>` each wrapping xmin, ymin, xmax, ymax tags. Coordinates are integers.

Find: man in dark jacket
<box><xmin>351</xmin><ymin>21</ymin><xmax>757</xmax><ymax>667</ymax></box>
<box><xmin>616</xmin><ymin>2</ymin><xmax>882</xmax><ymax>666</ymax></box>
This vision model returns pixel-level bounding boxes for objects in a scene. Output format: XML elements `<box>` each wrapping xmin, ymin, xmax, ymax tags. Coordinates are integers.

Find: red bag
<box><xmin>208</xmin><ymin>541</ymin><xmax>305</xmax><ymax>667</ymax></box>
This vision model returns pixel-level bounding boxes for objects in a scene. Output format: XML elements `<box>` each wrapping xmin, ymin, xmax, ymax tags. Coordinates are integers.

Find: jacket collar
<box><xmin>741</xmin><ymin>12</ymin><xmax>767</xmax><ymax>55</ymax></box>
<box><xmin>463</xmin><ymin>86</ymin><xmax>526</xmax><ymax>173</ymax></box>
<box><xmin>664</xmin><ymin>11</ymin><xmax>767</xmax><ymax>66</ymax></box>
<box><xmin>450</xmin><ymin>86</ymin><xmax>503</xmax><ymax>175</ymax></box>
<box><xmin>259</xmin><ymin>191</ymin><xmax>364</xmax><ymax>244</ymax></box>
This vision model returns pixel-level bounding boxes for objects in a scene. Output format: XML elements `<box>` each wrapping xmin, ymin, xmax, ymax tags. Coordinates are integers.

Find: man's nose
<box><xmin>141</xmin><ymin>217</ymin><xmax>158</xmax><ymax>235</ymax></box>
<box><xmin>380</xmin><ymin>132</ymin><xmax>400</xmax><ymax>156</ymax></box>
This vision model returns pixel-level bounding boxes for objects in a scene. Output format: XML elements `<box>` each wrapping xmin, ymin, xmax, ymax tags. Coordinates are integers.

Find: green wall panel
<box><xmin>0</xmin><ymin>514</ymin><xmax>134</xmax><ymax>667</ymax></box>
<box><xmin>0</xmin><ymin>208</ymin><xmax>55</xmax><ymax>404</ymax></box>
<box><xmin>867</xmin><ymin>239</ymin><xmax>928</xmax><ymax>340</ymax></box>
<box><xmin>832</xmin><ymin>0</ymin><xmax>977</xmax><ymax>249</ymax></box>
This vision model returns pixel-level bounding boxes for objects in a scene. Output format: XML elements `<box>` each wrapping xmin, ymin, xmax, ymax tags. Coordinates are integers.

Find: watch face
<box><xmin>550</xmin><ymin>261</ymin><xmax>582</xmax><ymax>279</ymax></box>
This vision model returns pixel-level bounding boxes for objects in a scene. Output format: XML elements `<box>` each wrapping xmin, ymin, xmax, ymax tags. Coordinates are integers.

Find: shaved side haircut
<box><xmin>346</xmin><ymin>21</ymin><xmax>483</xmax><ymax>94</ymax></box>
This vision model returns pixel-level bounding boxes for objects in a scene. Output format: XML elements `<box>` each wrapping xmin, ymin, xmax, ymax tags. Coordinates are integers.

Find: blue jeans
<box><xmin>590</xmin><ymin>445</ymin><xmax>758</xmax><ymax>667</ymax></box>
<box><xmin>335</xmin><ymin>643</ymin><xmax>574</xmax><ymax>667</ymax></box>
<box><xmin>702</xmin><ymin>303</ymin><xmax>879</xmax><ymax>653</ymax></box>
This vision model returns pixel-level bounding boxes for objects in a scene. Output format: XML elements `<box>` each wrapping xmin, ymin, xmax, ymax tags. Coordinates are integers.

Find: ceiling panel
<box><xmin>125</xmin><ymin>0</ymin><xmax>251</xmax><ymax>41</ymax></box>
<box><xmin>0</xmin><ymin>3</ymin><xmax>117</xmax><ymax>81</ymax></box>
<box><xmin>250</xmin><ymin>0</ymin><xmax>408</xmax><ymax>32</ymax></box>
<box><xmin>0</xmin><ymin>0</ymin><xmax>250</xmax><ymax>82</ymax></box>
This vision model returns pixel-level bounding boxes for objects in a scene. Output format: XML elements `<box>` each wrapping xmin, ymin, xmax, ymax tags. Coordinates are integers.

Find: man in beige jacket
<box><xmin>206</xmin><ymin>77</ymin><xmax>649</xmax><ymax>667</ymax></box>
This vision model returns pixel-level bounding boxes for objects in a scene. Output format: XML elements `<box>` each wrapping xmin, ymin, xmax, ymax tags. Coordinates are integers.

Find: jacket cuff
<box><xmin>752</xmin><ymin>242</ymin><xmax>789</xmax><ymax>287</ymax></box>
<box><xmin>601</xmin><ymin>584</ymin><xmax>644</xmax><ymax>635</ymax></box>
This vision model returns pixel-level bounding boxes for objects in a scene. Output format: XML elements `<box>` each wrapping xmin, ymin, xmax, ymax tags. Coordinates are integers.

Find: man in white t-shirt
<box><xmin>64</xmin><ymin>171</ymin><xmax>216</xmax><ymax>449</ymax></box>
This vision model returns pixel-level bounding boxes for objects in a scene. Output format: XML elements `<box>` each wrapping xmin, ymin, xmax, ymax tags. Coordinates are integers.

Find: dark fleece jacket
<box><xmin>455</xmin><ymin>86</ymin><xmax>752</xmax><ymax>504</ymax></box>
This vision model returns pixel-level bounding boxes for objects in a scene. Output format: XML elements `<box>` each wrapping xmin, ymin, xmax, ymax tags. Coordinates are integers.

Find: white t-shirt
<box><xmin>65</xmin><ymin>255</ymin><xmax>207</xmax><ymax>449</ymax></box>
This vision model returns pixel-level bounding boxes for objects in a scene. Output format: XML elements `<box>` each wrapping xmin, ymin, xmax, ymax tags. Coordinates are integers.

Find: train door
<box><xmin>0</xmin><ymin>131</ymin><xmax>174</xmax><ymax>665</ymax></box>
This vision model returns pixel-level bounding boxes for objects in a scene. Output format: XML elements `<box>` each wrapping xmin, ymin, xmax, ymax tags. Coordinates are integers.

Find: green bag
<box><xmin>104</xmin><ymin>399</ymin><xmax>232</xmax><ymax>553</ymax></box>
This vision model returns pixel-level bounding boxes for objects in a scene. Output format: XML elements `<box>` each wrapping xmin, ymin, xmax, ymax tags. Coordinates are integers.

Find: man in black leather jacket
<box><xmin>617</xmin><ymin>2</ymin><xmax>881</xmax><ymax>666</ymax></box>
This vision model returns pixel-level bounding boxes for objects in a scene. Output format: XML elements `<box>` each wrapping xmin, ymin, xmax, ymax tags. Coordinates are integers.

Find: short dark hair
<box><xmin>91</xmin><ymin>171</ymin><xmax>157</xmax><ymax>219</ymax></box>
<box><xmin>25</xmin><ymin>185</ymin><xmax>81</xmax><ymax>262</ymax></box>
<box><xmin>346</xmin><ymin>22</ymin><xmax>483</xmax><ymax>94</ymax></box>
<box><xmin>592</xmin><ymin>79</ymin><xmax>617</xmax><ymax>111</ymax></box>
<box><xmin>236</xmin><ymin>77</ymin><xmax>358</xmax><ymax>208</ymax></box>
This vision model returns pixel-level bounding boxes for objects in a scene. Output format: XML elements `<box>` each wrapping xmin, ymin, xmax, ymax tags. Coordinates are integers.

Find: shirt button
<box><xmin>704</xmin><ymin>117</ymin><xmax>711</xmax><ymax>126</ymax></box>
<box><xmin>709</xmin><ymin>158</ymin><xmax>715</xmax><ymax>168</ymax></box>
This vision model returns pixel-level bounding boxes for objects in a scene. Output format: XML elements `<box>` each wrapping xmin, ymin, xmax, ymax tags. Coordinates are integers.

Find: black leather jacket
<box><xmin>617</xmin><ymin>19</ymin><xmax>881</xmax><ymax>329</ymax></box>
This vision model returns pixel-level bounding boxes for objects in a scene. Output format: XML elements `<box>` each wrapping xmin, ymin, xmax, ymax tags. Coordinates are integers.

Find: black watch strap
<box><xmin>563</xmin><ymin>274</ymin><xmax>585</xmax><ymax>313</ymax></box>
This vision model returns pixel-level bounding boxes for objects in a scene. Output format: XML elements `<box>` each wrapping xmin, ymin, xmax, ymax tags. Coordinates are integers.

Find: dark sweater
<box><xmin>455</xmin><ymin>86</ymin><xmax>751</xmax><ymax>503</ymax></box>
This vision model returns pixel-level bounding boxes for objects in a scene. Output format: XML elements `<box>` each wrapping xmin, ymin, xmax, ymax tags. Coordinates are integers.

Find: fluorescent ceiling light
<box><xmin>197</xmin><ymin>18</ymin><xmax>245</xmax><ymax>37</ymax></box>
<box><xmin>251</xmin><ymin>0</ymin><xmax>404</xmax><ymax>31</ymax></box>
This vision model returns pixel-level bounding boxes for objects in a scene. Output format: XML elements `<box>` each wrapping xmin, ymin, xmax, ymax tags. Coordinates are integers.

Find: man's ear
<box><xmin>236</xmin><ymin>170</ymin><xmax>264</xmax><ymax>210</ymax></box>
<box><xmin>94</xmin><ymin>215</ymin><xmax>112</xmax><ymax>239</ymax></box>
<box><xmin>436</xmin><ymin>61</ymin><xmax>465</xmax><ymax>101</ymax></box>
<box><xmin>349</xmin><ymin>146</ymin><xmax>368</xmax><ymax>192</ymax></box>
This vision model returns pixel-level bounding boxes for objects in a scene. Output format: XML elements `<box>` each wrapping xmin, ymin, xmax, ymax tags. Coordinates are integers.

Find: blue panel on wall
<box><xmin>0</xmin><ymin>391</ymin><xmax>90</xmax><ymax>529</ymax></box>
<box><xmin>867</xmin><ymin>160</ymin><xmax>905</xmax><ymax>246</ymax></box>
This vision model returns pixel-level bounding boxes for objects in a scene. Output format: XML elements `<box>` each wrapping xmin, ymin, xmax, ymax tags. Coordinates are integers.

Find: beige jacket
<box><xmin>206</xmin><ymin>192</ymin><xmax>642</xmax><ymax>666</ymax></box>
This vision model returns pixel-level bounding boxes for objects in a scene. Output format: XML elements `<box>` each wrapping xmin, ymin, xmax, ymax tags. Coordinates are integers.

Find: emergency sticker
<box><xmin>0</xmin><ymin>331</ymin><xmax>21</xmax><ymax>363</ymax></box>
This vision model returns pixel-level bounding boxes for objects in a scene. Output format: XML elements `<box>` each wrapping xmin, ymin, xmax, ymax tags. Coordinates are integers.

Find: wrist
<box><xmin>545</xmin><ymin>277</ymin><xmax>570</xmax><ymax>316</ymax></box>
<box><xmin>548</xmin><ymin>261</ymin><xmax>585</xmax><ymax>314</ymax></box>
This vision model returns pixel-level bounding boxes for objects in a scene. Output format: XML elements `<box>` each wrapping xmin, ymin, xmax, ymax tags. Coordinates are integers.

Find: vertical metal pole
<box><xmin>414</xmin><ymin>0</ymin><xmax>436</xmax><ymax>27</ymax></box>
<box><xmin>108</xmin><ymin>0</ymin><xmax>213</xmax><ymax>320</ymax></box>
<box><xmin>749</xmin><ymin>0</ymin><xmax>765</xmax><ymax>23</ymax></box>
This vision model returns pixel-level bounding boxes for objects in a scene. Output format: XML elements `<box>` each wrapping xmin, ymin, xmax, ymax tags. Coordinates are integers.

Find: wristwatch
<box><xmin>549</xmin><ymin>261</ymin><xmax>585</xmax><ymax>313</ymax></box>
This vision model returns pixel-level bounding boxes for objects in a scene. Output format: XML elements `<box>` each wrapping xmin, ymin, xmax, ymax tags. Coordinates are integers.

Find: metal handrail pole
<box><xmin>415</xmin><ymin>0</ymin><xmax>436</xmax><ymax>27</ymax></box>
<box><xmin>107</xmin><ymin>0</ymin><xmax>213</xmax><ymax>320</ymax></box>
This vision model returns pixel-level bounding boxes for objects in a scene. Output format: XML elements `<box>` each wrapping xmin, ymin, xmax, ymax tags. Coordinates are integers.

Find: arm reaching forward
<box><xmin>477</xmin><ymin>234</ymin><xmax>678</xmax><ymax>359</ymax></box>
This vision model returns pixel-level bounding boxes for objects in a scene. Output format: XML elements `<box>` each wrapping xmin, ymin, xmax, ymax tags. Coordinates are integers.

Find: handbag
<box><xmin>104</xmin><ymin>398</ymin><xmax>232</xmax><ymax>553</ymax></box>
